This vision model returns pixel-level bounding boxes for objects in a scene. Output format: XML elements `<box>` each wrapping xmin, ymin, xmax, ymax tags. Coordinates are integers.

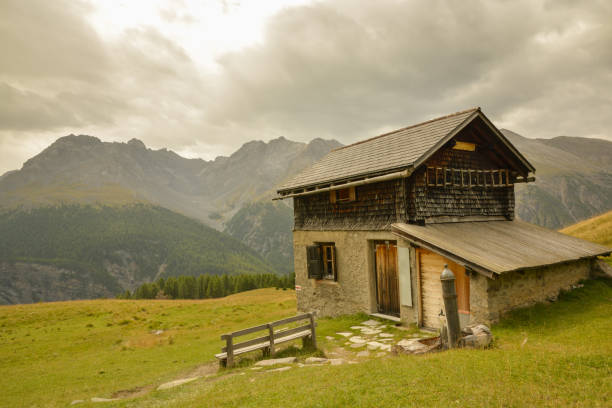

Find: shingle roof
<box><xmin>277</xmin><ymin>108</ymin><xmax>479</xmax><ymax>192</ymax></box>
<box><xmin>392</xmin><ymin>220</ymin><xmax>611</xmax><ymax>276</ymax></box>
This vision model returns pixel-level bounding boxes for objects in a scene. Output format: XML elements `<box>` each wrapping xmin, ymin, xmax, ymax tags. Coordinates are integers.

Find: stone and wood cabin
<box><xmin>275</xmin><ymin>107</ymin><xmax>611</xmax><ymax>329</ymax></box>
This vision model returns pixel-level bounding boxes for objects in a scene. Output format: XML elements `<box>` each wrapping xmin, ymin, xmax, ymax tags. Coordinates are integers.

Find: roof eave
<box><xmin>275</xmin><ymin>165</ymin><xmax>413</xmax><ymax>197</ymax></box>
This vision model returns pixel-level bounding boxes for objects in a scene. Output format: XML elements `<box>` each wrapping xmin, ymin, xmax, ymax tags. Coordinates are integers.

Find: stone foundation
<box><xmin>484</xmin><ymin>259</ymin><xmax>592</xmax><ymax>323</ymax></box>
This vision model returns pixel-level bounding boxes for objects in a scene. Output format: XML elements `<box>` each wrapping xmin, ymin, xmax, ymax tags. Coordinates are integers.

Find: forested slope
<box><xmin>0</xmin><ymin>204</ymin><xmax>277</xmax><ymax>304</ymax></box>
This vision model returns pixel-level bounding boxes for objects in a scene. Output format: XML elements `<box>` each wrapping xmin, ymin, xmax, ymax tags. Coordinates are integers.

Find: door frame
<box><xmin>372</xmin><ymin>240</ymin><xmax>400</xmax><ymax>317</ymax></box>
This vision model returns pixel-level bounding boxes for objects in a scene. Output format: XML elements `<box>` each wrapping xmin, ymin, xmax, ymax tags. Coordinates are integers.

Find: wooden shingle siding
<box><xmin>409</xmin><ymin>143</ymin><xmax>515</xmax><ymax>223</ymax></box>
<box><xmin>294</xmin><ymin>179</ymin><xmax>407</xmax><ymax>230</ymax></box>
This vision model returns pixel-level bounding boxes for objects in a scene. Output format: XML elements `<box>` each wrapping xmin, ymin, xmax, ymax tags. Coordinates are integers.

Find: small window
<box><xmin>330</xmin><ymin>187</ymin><xmax>355</xmax><ymax>203</ymax></box>
<box><xmin>469</xmin><ymin>170</ymin><xmax>477</xmax><ymax>186</ymax></box>
<box><xmin>306</xmin><ymin>243</ymin><xmax>337</xmax><ymax>281</ymax></box>
<box><xmin>427</xmin><ymin>167</ymin><xmax>436</xmax><ymax>186</ymax></box>
<box><xmin>445</xmin><ymin>168</ymin><xmax>452</xmax><ymax>185</ymax></box>
<box><xmin>492</xmin><ymin>170</ymin><xmax>499</xmax><ymax>187</ymax></box>
<box><xmin>436</xmin><ymin>168</ymin><xmax>444</xmax><ymax>186</ymax></box>
<box><xmin>453</xmin><ymin>169</ymin><xmax>462</xmax><ymax>186</ymax></box>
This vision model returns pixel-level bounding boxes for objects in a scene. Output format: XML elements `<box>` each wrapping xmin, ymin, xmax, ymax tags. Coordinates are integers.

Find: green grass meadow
<box><xmin>1</xmin><ymin>280</ymin><xmax>611</xmax><ymax>407</ymax></box>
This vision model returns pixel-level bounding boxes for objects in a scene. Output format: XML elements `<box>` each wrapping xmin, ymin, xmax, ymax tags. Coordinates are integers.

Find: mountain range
<box><xmin>0</xmin><ymin>130</ymin><xmax>610</xmax><ymax>304</ymax></box>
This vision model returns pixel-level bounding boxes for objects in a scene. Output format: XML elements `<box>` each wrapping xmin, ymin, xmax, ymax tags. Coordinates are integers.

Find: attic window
<box><xmin>330</xmin><ymin>187</ymin><xmax>356</xmax><ymax>203</ymax></box>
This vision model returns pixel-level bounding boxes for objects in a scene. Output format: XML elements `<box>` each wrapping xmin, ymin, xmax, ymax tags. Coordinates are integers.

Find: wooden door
<box><xmin>375</xmin><ymin>242</ymin><xmax>399</xmax><ymax>316</ymax></box>
<box><xmin>417</xmin><ymin>249</ymin><xmax>469</xmax><ymax>328</ymax></box>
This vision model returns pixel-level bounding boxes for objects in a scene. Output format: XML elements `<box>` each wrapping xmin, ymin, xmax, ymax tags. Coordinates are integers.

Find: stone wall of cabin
<box><xmin>408</xmin><ymin>145</ymin><xmax>515</xmax><ymax>223</ymax></box>
<box><xmin>481</xmin><ymin>259</ymin><xmax>592</xmax><ymax>323</ymax></box>
<box><xmin>293</xmin><ymin>179</ymin><xmax>406</xmax><ymax>231</ymax></box>
<box><xmin>293</xmin><ymin>230</ymin><xmax>397</xmax><ymax>317</ymax></box>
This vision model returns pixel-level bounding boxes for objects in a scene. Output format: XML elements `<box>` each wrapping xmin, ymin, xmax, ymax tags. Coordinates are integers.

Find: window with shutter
<box><xmin>307</xmin><ymin>243</ymin><xmax>337</xmax><ymax>281</ymax></box>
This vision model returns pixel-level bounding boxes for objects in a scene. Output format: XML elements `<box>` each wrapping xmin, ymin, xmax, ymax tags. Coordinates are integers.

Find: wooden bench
<box><xmin>215</xmin><ymin>313</ymin><xmax>316</xmax><ymax>368</ymax></box>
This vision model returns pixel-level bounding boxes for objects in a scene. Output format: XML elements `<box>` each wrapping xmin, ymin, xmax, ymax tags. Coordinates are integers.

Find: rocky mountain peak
<box><xmin>127</xmin><ymin>138</ymin><xmax>147</xmax><ymax>149</ymax></box>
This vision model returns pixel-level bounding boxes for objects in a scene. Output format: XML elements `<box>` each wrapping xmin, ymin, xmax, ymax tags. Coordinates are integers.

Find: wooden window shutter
<box><xmin>332</xmin><ymin>245</ymin><xmax>338</xmax><ymax>282</ymax></box>
<box><xmin>306</xmin><ymin>245</ymin><xmax>323</xmax><ymax>279</ymax></box>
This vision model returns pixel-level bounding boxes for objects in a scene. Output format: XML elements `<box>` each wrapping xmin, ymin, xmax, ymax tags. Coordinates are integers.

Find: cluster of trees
<box><xmin>119</xmin><ymin>273</ymin><xmax>295</xmax><ymax>300</ymax></box>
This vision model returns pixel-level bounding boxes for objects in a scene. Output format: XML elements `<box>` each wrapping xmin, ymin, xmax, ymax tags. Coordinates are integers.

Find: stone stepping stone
<box><xmin>251</xmin><ymin>367</ymin><xmax>263</xmax><ymax>370</ymax></box>
<box><xmin>70</xmin><ymin>400</ymin><xmax>85</xmax><ymax>405</ymax></box>
<box><xmin>379</xmin><ymin>333</ymin><xmax>394</xmax><ymax>338</ymax></box>
<box><xmin>380</xmin><ymin>344</ymin><xmax>391</xmax><ymax>351</ymax></box>
<box><xmin>337</xmin><ymin>332</ymin><xmax>353</xmax><ymax>337</ymax></box>
<box><xmin>349</xmin><ymin>336</ymin><xmax>367</xmax><ymax>344</ymax></box>
<box><xmin>325</xmin><ymin>336</ymin><xmax>335</xmax><ymax>341</ymax></box>
<box><xmin>356</xmin><ymin>350</ymin><xmax>370</xmax><ymax>357</ymax></box>
<box><xmin>350</xmin><ymin>326</ymin><xmax>367</xmax><ymax>330</ymax></box>
<box><xmin>329</xmin><ymin>358</ymin><xmax>344</xmax><ymax>365</ymax></box>
<box><xmin>376</xmin><ymin>351</ymin><xmax>388</xmax><ymax>357</ymax></box>
<box><xmin>255</xmin><ymin>357</ymin><xmax>296</xmax><ymax>366</ymax></box>
<box><xmin>305</xmin><ymin>357</ymin><xmax>328</xmax><ymax>364</ymax></box>
<box><xmin>360</xmin><ymin>328</ymin><xmax>382</xmax><ymax>335</ymax></box>
<box><xmin>350</xmin><ymin>343</ymin><xmax>366</xmax><ymax>348</ymax></box>
<box><xmin>348</xmin><ymin>361</ymin><xmax>359</xmax><ymax>364</ymax></box>
<box><xmin>396</xmin><ymin>339</ymin><xmax>428</xmax><ymax>353</ymax></box>
<box><xmin>268</xmin><ymin>366</ymin><xmax>292</xmax><ymax>372</ymax></box>
<box><xmin>378</xmin><ymin>338</ymin><xmax>393</xmax><ymax>343</ymax></box>
<box><xmin>361</xmin><ymin>320</ymin><xmax>382</xmax><ymax>327</ymax></box>
<box><xmin>157</xmin><ymin>377</ymin><xmax>200</xmax><ymax>390</ymax></box>
<box><xmin>367</xmin><ymin>341</ymin><xmax>385</xmax><ymax>350</ymax></box>
<box><xmin>91</xmin><ymin>397</ymin><xmax>120</xmax><ymax>402</ymax></box>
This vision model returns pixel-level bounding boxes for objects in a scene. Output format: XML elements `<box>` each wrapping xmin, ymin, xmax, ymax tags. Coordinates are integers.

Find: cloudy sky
<box><xmin>1</xmin><ymin>0</ymin><xmax>611</xmax><ymax>174</ymax></box>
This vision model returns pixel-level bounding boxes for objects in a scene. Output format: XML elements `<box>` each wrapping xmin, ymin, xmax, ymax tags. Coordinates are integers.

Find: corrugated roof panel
<box><xmin>278</xmin><ymin>108</ymin><xmax>478</xmax><ymax>191</ymax></box>
<box><xmin>392</xmin><ymin>220</ymin><xmax>611</xmax><ymax>275</ymax></box>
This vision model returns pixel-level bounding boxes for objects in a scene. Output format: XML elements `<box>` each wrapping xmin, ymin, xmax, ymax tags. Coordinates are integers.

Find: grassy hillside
<box><xmin>0</xmin><ymin>204</ymin><xmax>278</xmax><ymax>304</ymax></box>
<box><xmin>1</xmin><ymin>281</ymin><xmax>611</xmax><ymax>407</ymax></box>
<box><xmin>561</xmin><ymin>209</ymin><xmax>612</xmax><ymax>265</ymax></box>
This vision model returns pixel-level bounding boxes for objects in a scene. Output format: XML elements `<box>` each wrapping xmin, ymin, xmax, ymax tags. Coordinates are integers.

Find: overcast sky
<box><xmin>1</xmin><ymin>0</ymin><xmax>611</xmax><ymax>174</ymax></box>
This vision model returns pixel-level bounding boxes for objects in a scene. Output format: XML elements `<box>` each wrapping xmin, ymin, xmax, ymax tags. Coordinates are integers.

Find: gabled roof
<box><xmin>277</xmin><ymin>107</ymin><xmax>535</xmax><ymax>195</ymax></box>
<box><xmin>392</xmin><ymin>220</ymin><xmax>611</xmax><ymax>277</ymax></box>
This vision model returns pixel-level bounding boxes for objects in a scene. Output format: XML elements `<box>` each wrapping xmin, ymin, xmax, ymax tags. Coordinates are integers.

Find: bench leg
<box><xmin>302</xmin><ymin>335</ymin><xmax>315</xmax><ymax>350</ymax></box>
<box><xmin>220</xmin><ymin>358</ymin><xmax>227</xmax><ymax>368</ymax></box>
<box><xmin>262</xmin><ymin>346</ymin><xmax>270</xmax><ymax>358</ymax></box>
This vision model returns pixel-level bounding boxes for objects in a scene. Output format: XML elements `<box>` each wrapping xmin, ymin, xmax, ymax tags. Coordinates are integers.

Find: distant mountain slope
<box><xmin>501</xmin><ymin>130</ymin><xmax>612</xmax><ymax>229</ymax></box>
<box><xmin>0</xmin><ymin>204</ymin><xmax>277</xmax><ymax>304</ymax></box>
<box><xmin>224</xmin><ymin>201</ymin><xmax>294</xmax><ymax>274</ymax></box>
<box><xmin>0</xmin><ymin>135</ymin><xmax>341</xmax><ymax>228</ymax></box>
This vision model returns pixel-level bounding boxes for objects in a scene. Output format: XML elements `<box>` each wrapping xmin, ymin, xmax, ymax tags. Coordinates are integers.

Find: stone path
<box><xmin>72</xmin><ymin>319</ymin><xmax>435</xmax><ymax>405</ymax></box>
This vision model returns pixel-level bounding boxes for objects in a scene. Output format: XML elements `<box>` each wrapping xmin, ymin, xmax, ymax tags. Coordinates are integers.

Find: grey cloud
<box><xmin>1</xmin><ymin>0</ymin><xmax>611</xmax><ymax>175</ymax></box>
<box><xmin>207</xmin><ymin>0</ymin><xmax>612</xmax><ymax>142</ymax></box>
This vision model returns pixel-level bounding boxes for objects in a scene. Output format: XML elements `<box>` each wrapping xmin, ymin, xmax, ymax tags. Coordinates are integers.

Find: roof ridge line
<box><xmin>331</xmin><ymin>107</ymin><xmax>480</xmax><ymax>152</ymax></box>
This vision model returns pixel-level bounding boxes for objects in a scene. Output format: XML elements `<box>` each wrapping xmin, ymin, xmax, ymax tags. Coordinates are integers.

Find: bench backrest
<box><xmin>220</xmin><ymin>313</ymin><xmax>314</xmax><ymax>352</ymax></box>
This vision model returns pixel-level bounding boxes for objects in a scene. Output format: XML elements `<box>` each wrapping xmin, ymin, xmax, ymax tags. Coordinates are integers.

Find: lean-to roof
<box><xmin>392</xmin><ymin>220</ymin><xmax>611</xmax><ymax>277</ymax></box>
